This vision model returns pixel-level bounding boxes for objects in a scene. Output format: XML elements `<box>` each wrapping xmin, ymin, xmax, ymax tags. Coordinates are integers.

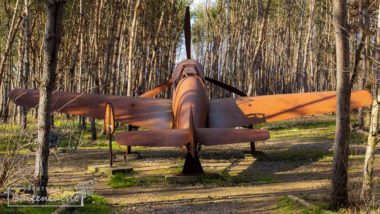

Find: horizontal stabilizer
<box><xmin>197</xmin><ymin>128</ymin><xmax>269</xmax><ymax>146</ymax></box>
<box><xmin>115</xmin><ymin>128</ymin><xmax>269</xmax><ymax>147</ymax></box>
<box><xmin>115</xmin><ymin>129</ymin><xmax>190</xmax><ymax>147</ymax></box>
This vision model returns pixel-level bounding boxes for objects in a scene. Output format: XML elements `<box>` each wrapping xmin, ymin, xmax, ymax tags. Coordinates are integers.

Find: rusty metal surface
<box><xmin>115</xmin><ymin>129</ymin><xmax>190</xmax><ymax>147</ymax></box>
<box><xmin>208</xmin><ymin>98</ymin><xmax>266</xmax><ymax>128</ymax></box>
<box><xmin>172</xmin><ymin>76</ymin><xmax>208</xmax><ymax>129</ymax></box>
<box><xmin>197</xmin><ymin>128</ymin><xmax>269</xmax><ymax>146</ymax></box>
<box><xmin>9</xmin><ymin>84</ymin><xmax>373</xmax><ymax>148</ymax></box>
<box><xmin>9</xmin><ymin>89</ymin><xmax>173</xmax><ymax>130</ymax></box>
<box><xmin>208</xmin><ymin>90</ymin><xmax>372</xmax><ymax>128</ymax></box>
<box><xmin>115</xmin><ymin>127</ymin><xmax>269</xmax><ymax>147</ymax></box>
<box><xmin>8</xmin><ymin>69</ymin><xmax>373</xmax><ymax>148</ymax></box>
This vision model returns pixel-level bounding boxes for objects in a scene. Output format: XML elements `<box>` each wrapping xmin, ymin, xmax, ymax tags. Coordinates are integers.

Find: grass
<box><xmin>0</xmin><ymin>205</ymin><xmax>56</xmax><ymax>214</ymax></box>
<box><xmin>263</xmin><ymin>117</ymin><xmax>367</xmax><ymax>145</ymax></box>
<box><xmin>275</xmin><ymin>196</ymin><xmax>333</xmax><ymax>214</ymax></box>
<box><xmin>108</xmin><ymin>173</ymin><xmax>164</xmax><ymax>188</ymax></box>
<box><xmin>253</xmin><ymin>149</ymin><xmax>332</xmax><ymax>162</ymax></box>
<box><xmin>108</xmin><ymin>170</ymin><xmax>276</xmax><ymax>188</ymax></box>
<box><xmin>72</xmin><ymin>194</ymin><xmax>111</xmax><ymax>214</ymax></box>
<box><xmin>0</xmin><ymin>114</ymin><xmax>132</xmax><ymax>152</ymax></box>
<box><xmin>0</xmin><ymin>195</ymin><xmax>110</xmax><ymax>214</ymax></box>
<box><xmin>267</xmin><ymin>119</ymin><xmax>336</xmax><ymax>140</ymax></box>
<box><xmin>199</xmin><ymin>171</ymin><xmax>275</xmax><ymax>185</ymax></box>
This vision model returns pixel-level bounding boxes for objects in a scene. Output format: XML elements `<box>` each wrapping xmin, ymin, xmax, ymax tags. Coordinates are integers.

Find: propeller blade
<box><xmin>139</xmin><ymin>79</ymin><xmax>174</xmax><ymax>98</ymax></box>
<box><xmin>205</xmin><ymin>77</ymin><xmax>247</xmax><ymax>97</ymax></box>
<box><xmin>184</xmin><ymin>6</ymin><xmax>191</xmax><ymax>59</ymax></box>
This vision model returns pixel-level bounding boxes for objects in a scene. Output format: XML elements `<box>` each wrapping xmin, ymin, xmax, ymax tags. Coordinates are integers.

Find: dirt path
<box><xmin>44</xmin><ymin>141</ymin><xmax>348</xmax><ymax>213</ymax></box>
<box><xmin>46</xmin><ymin>133</ymin><xmax>379</xmax><ymax>213</ymax></box>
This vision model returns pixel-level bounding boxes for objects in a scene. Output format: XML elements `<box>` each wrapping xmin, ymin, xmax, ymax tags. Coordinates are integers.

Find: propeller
<box><xmin>184</xmin><ymin>6</ymin><xmax>192</xmax><ymax>59</ymax></box>
<box><xmin>140</xmin><ymin>79</ymin><xmax>174</xmax><ymax>98</ymax></box>
<box><xmin>141</xmin><ymin>6</ymin><xmax>247</xmax><ymax>98</ymax></box>
<box><xmin>205</xmin><ymin>77</ymin><xmax>247</xmax><ymax>96</ymax></box>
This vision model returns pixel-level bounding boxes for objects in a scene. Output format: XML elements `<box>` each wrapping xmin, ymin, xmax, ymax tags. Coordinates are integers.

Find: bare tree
<box><xmin>0</xmin><ymin>0</ymin><xmax>21</xmax><ymax>89</ymax></box>
<box><xmin>126</xmin><ymin>0</ymin><xmax>141</xmax><ymax>96</ymax></box>
<box><xmin>331</xmin><ymin>0</ymin><xmax>351</xmax><ymax>208</ymax></box>
<box><xmin>34</xmin><ymin>0</ymin><xmax>65</xmax><ymax>203</ymax></box>
<box><xmin>19</xmin><ymin>0</ymin><xmax>31</xmax><ymax>130</ymax></box>
<box><xmin>360</xmin><ymin>0</ymin><xmax>380</xmax><ymax>202</ymax></box>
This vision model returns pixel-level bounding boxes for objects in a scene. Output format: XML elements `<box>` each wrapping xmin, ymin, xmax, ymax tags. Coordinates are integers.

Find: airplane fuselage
<box><xmin>172</xmin><ymin>60</ymin><xmax>208</xmax><ymax>130</ymax></box>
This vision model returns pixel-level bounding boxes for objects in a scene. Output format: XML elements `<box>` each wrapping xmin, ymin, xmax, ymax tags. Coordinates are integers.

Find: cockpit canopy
<box><xmin>172</xmin><ymin>59</ymin><xmax>205</xmax><ymax>88</ymax></box>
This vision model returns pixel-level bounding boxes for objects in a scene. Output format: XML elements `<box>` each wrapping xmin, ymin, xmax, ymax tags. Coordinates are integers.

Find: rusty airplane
<box><xmin>9</xmin><ymin>7</ymin><xmax>372</xmax><ymax>174</ymax></box>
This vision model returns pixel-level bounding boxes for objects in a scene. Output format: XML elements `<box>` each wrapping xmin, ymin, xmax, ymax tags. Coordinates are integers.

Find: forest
<box><xmin>0</xmin><ymin>0</ymin><xmax>379</xmax><ymax>213</ymax></box>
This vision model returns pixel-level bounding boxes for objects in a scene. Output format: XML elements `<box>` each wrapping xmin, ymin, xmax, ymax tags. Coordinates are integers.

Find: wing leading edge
<box><xmin>9</xmin><ymin>89</ymin><xmax>173</xmax><ymax>130</ymax></box>
<box><xmin>208</xmin><ymin>90</ymin><xmax>372</xmax><ymax>128</ymax></box>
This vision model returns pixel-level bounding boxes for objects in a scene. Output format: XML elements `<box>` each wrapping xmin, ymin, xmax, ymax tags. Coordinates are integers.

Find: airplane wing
<box><xmin>208</xmin><ymin>90</ymin><xmax>372</xmax><ymax>128</ymax></box>
<box><xmin>9</xmin><ymin>89</ymin><xmax>173</xmax><ymax>130</ymax></box>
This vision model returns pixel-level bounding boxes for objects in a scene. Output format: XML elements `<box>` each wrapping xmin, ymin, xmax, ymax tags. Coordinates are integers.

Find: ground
<box><xmin>0</xmin><ymin>115</ymin><xmax>379</xmax><ymax>213</ymax></box>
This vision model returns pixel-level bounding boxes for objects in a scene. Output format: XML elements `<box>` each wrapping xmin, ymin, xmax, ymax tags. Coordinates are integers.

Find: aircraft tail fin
<box><xmin>115</xmin><ymin>128</ymin><xmax>269</xmax><ymax>147</ymax></box>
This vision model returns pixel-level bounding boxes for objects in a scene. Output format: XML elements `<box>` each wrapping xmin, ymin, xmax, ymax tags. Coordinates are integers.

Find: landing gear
<box><xmin>248</xmin><ymin>125</ymin><xmax>259</xmax><ymax>155</ymax></box>
<box><xmin>182</xmin><ymin>144</ymin><xmax>204</xmax><ymax>174</ymax></box>
<box><xmin>125</xmin><ymin>125</ymin><xmax>138</xmax><ymax>155</ymax></box>
<box><xmin>250</xmin><ymin>141</ymin><xmax>256</xmax><ymax>154</ymax></box>
<box><xmin>182</xmin><ymin>151</ymin><xmax>204</xmax><ymax>174</ymax></box>
<box><xmin>126</xmin><ymin>146</ymin><xmax>132</xmax><ymax>154</ymax></box>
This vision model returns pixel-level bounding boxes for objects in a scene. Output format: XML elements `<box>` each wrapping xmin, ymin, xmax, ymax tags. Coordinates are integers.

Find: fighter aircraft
<box><xmin>9</xmin><ymin>7</ymin><xmax>372</xmax><ymax>174</ymax></box>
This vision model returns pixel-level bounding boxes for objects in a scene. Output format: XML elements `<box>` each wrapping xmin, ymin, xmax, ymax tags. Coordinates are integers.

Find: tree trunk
<box><xmin>358</xmin><ymin>41</ymin><xmax>368</xmax><ymax>130</ymax></box>
<box><xmin>0</xmin><ymin>0</ymin><xmax>21</xmax><ymax>89</ymax></box>
<box><xmin>247</xmin><ymin>0</ymin><xmax>271</xmax><ymax>96</ymax></box>
<box><xmin>331</xmin><ymin>0</ymin><xmax>351</xmax><ymax>209</ymax></box>
<box><xmin>34</xmin><ymin>0</ymin><xmax>65</xmax><ymax>203</ymax></box>
<box><xmin>20</xmin><ymin>0</ymin><xmax>31</xmax><ymax>130</ymax></box>
<box><xmin>126</xmin><ymin>0</ymin><xmax>141</xmax><ymax>96</ymax></box>
<box><xmin>77</xmin><ymin>0</ymin><xmax>86</xmax><ymax>130</ymax></box>
<box><xmin>360</xmin><ymin>1</ymin><xmax>380</xmax><ymax>202</ymax></box>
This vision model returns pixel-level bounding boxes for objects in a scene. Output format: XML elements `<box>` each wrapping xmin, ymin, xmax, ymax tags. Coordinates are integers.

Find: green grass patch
<box><xmin>0</xmin><ymin>205</ymin><xmax>56</xmax><ymax>214</ymax></box>
<box><xmin>108</xmin><ymin>174</ymin><xmax>164</xmax><ymax>188</ymax></box>
<box><xmin>349</xmin><ymin>131</ymin><xmax>367</xmax><ymax>144</ymax></box>
<box><xmin>0</xmin><ymin>195</ymin><xmax>110</xmax><ymax>214</ymax></box>
<box><xmin>263</xmin><ymin>117</ymin><xmax>366</xmax><ymax>146</ymax></box>
<box><xmin>264</xmin><ymin>119</ymin><xmax>336</xmax><ymax>131</ymax></box>
<box><xmin>253</xmin><ymin>149</ymin><xmax>332</xmax><ymax>162</ymax></box>
<box><xmin>275</xmin><ymin>196</ymin><xmax>333</xmax><ymax>214</ymax></box>
<box><xmin>108</xmin><ymin>171</ymin><xmax>275</xmax><ymax>188</ymax></box>
<box><xmin>200</xmin><ymin>171</ymin><xmax>275</xmax><ymax>185</ymax></box>
<box><xmin>200</xmin><ymin>172</ymin><xmax>228</xmax><ymax>185</ymax></box>
<box><xmin>72</xmin><ymin>195</ymin><xmax>111</xmax><ymax>214</ymax></box>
